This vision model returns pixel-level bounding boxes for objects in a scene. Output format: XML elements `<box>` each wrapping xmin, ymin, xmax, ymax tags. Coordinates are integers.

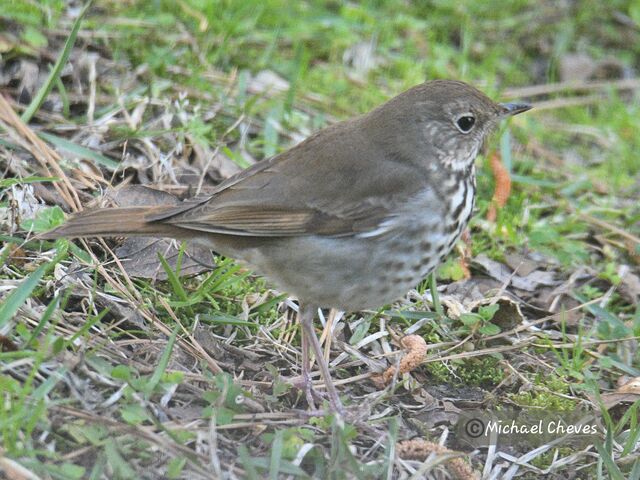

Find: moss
<box><xmin>456</xmin><ymin>356</ymin><xmax>505</xmax><ymax>387</ymax></box>
<box><xmin>425</xmin><ymin>361</ymin><xmax>451</xmax><ymax>384</ymax></box>
<box><xmin>509</xmin><ymin>374</ymin><xmax>577</xmax><ymax>412</ymax></box>
<box><xmin>426</xmin><ymin>355</ymin><xmax>504</xmax><ymax>387</ymax></box>
<box><xmin>529</xmin><ymin>447</ymin><xmax>575</xmax><ymax>470</ymax></box>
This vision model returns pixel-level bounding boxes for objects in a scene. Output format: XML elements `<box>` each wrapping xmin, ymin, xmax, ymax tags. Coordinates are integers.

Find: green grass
<box><xmin>1</xmin><ymin>0</ymin><xmax>640</xmax><ymax>478</ymax></box>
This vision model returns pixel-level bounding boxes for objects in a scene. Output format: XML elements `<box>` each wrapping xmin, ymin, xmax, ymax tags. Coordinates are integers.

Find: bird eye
<box><xmin>455</xmin><ymin>115</ymin><xmax>476</xmax><ymax>133</ymax></box>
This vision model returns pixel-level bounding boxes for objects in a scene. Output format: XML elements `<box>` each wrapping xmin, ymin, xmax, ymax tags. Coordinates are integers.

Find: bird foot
<box><xmin>288</xmin><ymin>374</ymin><xmax>327</xmax><ymax>410</ymax></box>
<box><xmin>291</xmin><ymin>403</ymin><xmax>372</xmax><ymax>426</ymax></box>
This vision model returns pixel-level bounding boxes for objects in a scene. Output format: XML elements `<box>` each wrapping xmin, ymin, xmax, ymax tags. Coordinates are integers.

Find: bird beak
<box><xmin>499</xmin><ymin>102</ymin><xmax>532</xmax><ymax>116</ymax></box>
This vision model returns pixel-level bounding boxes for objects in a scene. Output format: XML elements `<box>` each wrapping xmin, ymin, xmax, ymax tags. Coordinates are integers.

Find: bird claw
<box><xmin>291</xmin><ymin>403</ymin><xmax>371</xmax><ymax>426</ymax></box>
<box><xmin>287</xmin><ymin>374</ymin><xmax>327</xmax><ymax>410</ymax></box>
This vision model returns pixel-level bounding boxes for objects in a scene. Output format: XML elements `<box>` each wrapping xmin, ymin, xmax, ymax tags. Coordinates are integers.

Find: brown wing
<box><xmin>148</xmin><ymin>114</ymin><xmax>429</xmax><ymax>237</ymax></box>
<box><xmin>154</xmin><ymin>201</ymin><xmax>393</xmax><ymax>237</ymax></box>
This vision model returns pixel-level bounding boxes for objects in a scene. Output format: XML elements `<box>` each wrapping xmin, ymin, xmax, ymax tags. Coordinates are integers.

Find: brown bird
<box><xmin>42</xmin><ymin>80</ymin><xmax>531</xmax><ymax>414</ymax></box>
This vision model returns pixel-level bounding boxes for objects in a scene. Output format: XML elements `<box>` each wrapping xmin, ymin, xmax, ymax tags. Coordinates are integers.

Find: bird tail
<box><xmin>39</xmin><ymin>206</ymin><xmax>180</xmax><ymax>239</ymax></box>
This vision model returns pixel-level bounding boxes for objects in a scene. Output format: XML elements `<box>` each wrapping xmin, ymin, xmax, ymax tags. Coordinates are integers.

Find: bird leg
<box><xmin>299</xmin><ymin>326</ymin><xmax>317</xmax><ymax>409</ymax></box>
<box><xmin>299</xmin><ymin>304</ymin><xmax>344</xmax><ymax>415</ymax></box>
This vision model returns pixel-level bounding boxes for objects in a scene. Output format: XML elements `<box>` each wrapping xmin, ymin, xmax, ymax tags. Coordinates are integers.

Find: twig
<box><xmin>0</xmin><ymin>95</ymin><xmax>82</xmax><ymax>211</ymax></box>
<box><xmin>579</xmin><ymin>213</ymin><xmax>640</xmax><ymax>246</ymax></box>
<box><xmin>503</xmin><ymin>77</ymin><xmax>640</xmax><ymax>99</ymax></box>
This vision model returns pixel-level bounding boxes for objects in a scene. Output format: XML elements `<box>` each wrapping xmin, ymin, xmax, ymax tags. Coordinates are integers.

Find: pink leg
<box><xmin>300</xmin><ymin>325</ymin><xmax>316</xmax><ymax>409</ymax></box>
<box><xmin>299</xmin><ymin>304</ymin><xmax>344</xmax><ymax>415</ymax></box>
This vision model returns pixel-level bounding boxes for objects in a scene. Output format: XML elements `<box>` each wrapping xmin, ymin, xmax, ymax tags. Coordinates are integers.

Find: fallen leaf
<box><xmin>559</xmin><ymin>53</ymin><xmax>628</xmax><ymax>82</ymax></box>
<box><xmin>109</xmin><ymin>185</ymin><xmax>215</xmax><ymax>279</ymax></box>
<box><xmin>474</xmin><ymin>254</ymin><xmax>558</xmax><ymax>292</ymax></box>
<box><xmin>504</xmin><ymin>252</ymin><xmax>539</xmax><ymax>277</ymax></box>
<box><xmin>470</xmin><ymin>297</ymin><xmax>525</xmax><ymax>332</ymax></box>
<box><xmin>107</xmin><ymin>184</ymin><xmax>181</xmax><ymax>207</ymax></box>
<box><xmin>248</xmin><ymin>70</ymin><xmax>289</xmax><ymax>95</ymax></box>
<box><xmin>444</xmin><ymin>277</ymin><xmax>504</xmax><ymax>304</ymax></box>
<box><xmin>0</xmin><ymin>335</ymin><xmax>18</xmax><ymax>352</ymax></box>
<box><xmin>115</xmin><ymin>235</ymin><xmax>214</xmax><ymax>280</ymax></box>
<box><xmin>618</xmin><ymin>264</ymin><xmax>640</xmax><ymax>304</ymax></box>
<box><xmin>601</xmin><ymin>377</ymin><xmax>640</xmax><ymax>409</ymax></box>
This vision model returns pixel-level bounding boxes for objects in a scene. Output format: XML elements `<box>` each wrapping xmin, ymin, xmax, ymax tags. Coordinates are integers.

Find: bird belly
<box><xmin>235</xmin><ymin>226</ymin><xmax>446</xmax><ymax>311</ymax></box>
<box><xmin>198</xmin><ymin>177</ymin><xmax>476</xmax><ymax>312</ymax></box>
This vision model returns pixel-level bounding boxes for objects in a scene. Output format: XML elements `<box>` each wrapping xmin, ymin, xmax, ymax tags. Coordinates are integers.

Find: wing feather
<box><xmin>162</xmin><ymin>203</ymin><xmax>394</xmax><ymax>237</ymax></box>
<box><xmin>147</xmin><ymin>118</ymin><xmax>424</xmax><ymax>238</ymax></box>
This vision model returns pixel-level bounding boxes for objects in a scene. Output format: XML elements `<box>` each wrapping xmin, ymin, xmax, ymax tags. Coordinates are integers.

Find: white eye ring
<box><xmin>455</xmin><ymin>113</ymin><xmax>476</xmax><ymax>134</ymax></box>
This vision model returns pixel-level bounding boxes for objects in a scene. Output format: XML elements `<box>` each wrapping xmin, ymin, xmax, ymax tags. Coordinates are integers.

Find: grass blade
<box><xmin>158</xmin><ymin>252</ymin><xmax>189</xmax><ymax>302</ymax></box>
<box><xmin>239</xmin><ymin>445</ymin><xmax>259</xmax><ymax>480</ymax></box>
<box><xmin>144</xmin><ymin>326</ymin><xmax>178</xmax><ymax>400</ymax></box>
<box><xmin>0</xmin><ymin>243</ymin><xmax>66</xmax><ymax>328</ymax></box>
<box><xmin>0</xmin><ymin>176</ymin><xmax>59</xmax><ymax>188</ymax></box>
<box><xmin>269</xmin><ymin>429</ymin><xmax>284</xmax><ymax>480</ymax></box>
<box><xmin>38</xmin><ymin>132</ymin><xmax>119</xmax><ymax>170</ymax></box>
<box><xmin>595</xmin><ymin>441</ymin><xmax>625</xmax><ymax>480</ymax></box>
<box><xmin>21</xmin><ymin>0</ymin><xmax>93</xmax><ymax>123</ymax></box>
<box><xmin>26</xmin><ymin>293</ymin><xmax>61</xmax><ymax>346</ymax></box>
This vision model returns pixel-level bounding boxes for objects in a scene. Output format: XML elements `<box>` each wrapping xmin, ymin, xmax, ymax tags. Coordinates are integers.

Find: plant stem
<box><xmin>429</xmin><ymin>273</ymin><xmax>444</xmax><ymax>318</ymax></box>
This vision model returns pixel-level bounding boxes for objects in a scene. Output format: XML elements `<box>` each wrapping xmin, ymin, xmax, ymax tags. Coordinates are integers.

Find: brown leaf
<box><xmin>474</xmin><ymin>254</ymin><xmax>558</xmax><ymax>292</ymax></box>
<box><xmin>601</xmin><ymin>377</ymin><xmax>640</xmax><ymax>409</ymax></box>
<box><xmin>107</xmin><ymin>184</ymin><xmax>181</xmax><ymax>207</ymax></box>
<box><xmin>472</xmin><ymin>297</ymin><xmax>525</xmax><ymax>332</ymax></box>
<box><xmin>444</xmin><ymin>277</ymin><xmax>504</xmax><ymax>304</ymax></box>
<box><xmin>618</xmin><ymin>265</ymin><xmax>640</xmax><ymax>304</ymax></box>
<box><xmin>559</xmin><ymin>53</ymin><xmax>628</xmax><ymax>82</ymax></box>
<box><xmin>109</xmin><ymin>185</ymin><xmax>215</xmax><ymax>279</ymax></box>
<box><xmin>0</xmin><ymin>335</ymin><xmax>18</xmax><ymax>352</ymax></box>
<box><xmin>115</xmin><ymin>237</ymin><xmax>214</xmax><ymax>280</ymax></box>
<box><xmin>247</xmin><ymin>70</ymin><xmax>290</xmax><ymax>95</ymax></box>
<box><xmin>504</xmin><ymin>252</ymin><xmax>538</xmax><ymax>276</ymax></box>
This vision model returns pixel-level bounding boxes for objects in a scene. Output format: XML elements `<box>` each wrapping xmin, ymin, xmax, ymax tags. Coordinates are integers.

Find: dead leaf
<box><xmin>0</xmin><ymin>335</ymin><xmax>18</xmax><ymax>352</ymax></box>
<box><xmin>107</xmin><ymin>184</ymin><xmax>181</xmax><ymax>207</ymax></box>
<box><xmin>115</xmin><ymin>237</ymin><xmax>214</xmax><ymax>280</ymax></box>
<box><xmin>470</xmin><ymin>297</ymin><xmax>525</xmax><ymax>332</ymax></box>
<box><xmin>559</xmin><ymin>53</ymin><xmax>597</xmax><ymax>82</ymax></box>
<box><xmin>504</xmin><ymin>252</ymin><xmax>538</xmax><ymax>276</ymax></box>
<box><xmin>618</xmin><ymin>264</ymin><xmax>640</xmax><ymax>304</ymax></box>
<box><xmin>206</xmin><ymin>148</ymin><xmax>244</xmax><ymax>182</ymax></box>
<box><xmin>601</xmin><ymin>377</ymin><xmax>640</xmax><ymax>409</ymax></box>
<box><xmin>248</xmin><ymin>70</ymin><xmax>289</xmax><ymax>95</ymax></box>
<box><xmin>107</xmin><ymin>185</ymin><xmax>215</xmax><ymax>279</ymax></box>
<box><xmin>590</xmin><ymin>57</ymin><xmax>629</xmax><ymax>80</ymax></box>
<box><xmin>190</xmin><ymin>140</ymin><xmax>243</xmax><ymax>184</ymax></box>
<box><xmin>474</xmin><ymin>254</ymin><xmax>558</xmax><ymax>292</ymax></box>
<box><xmin>444</xmin><ymin>277</ymin><xmax>504</xmax><ymax>304</ymax></box>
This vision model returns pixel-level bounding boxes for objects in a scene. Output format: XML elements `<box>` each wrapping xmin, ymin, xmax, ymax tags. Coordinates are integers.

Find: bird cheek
<box><xmin>423</xmin><ymin>122</ymin><xmax>441</xmax><ymax>141</ymax></box>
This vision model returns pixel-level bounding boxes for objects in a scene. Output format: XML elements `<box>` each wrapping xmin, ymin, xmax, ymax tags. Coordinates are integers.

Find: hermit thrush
<box><xmin>43</xmin><ymin>80</ymin><xmax>531</xmax><ymax>414</ymax></box>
